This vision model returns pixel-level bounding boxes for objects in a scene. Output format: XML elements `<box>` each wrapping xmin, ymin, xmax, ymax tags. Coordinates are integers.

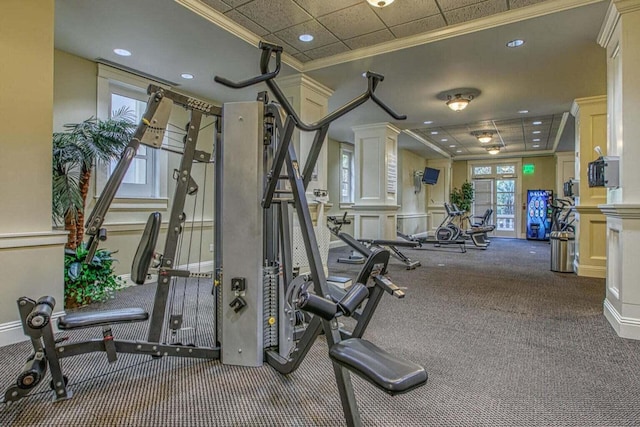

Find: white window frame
<box><xmin>340</xmin><ymin>143</ymin><xmax>355</xmax><ymax>206</ymax></box>
<box><xmin>96</xmin><ymin>64</ymin><xmax>168</xmax><ymax>208</ymax></box>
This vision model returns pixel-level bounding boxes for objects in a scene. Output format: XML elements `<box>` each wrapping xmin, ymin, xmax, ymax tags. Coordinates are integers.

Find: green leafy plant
<box><xmin>450</xmin><ymin>181</ymin><xmax>475</xmax><ymax>213</ymax></box>
<box><xmin>53</xmin><ymin>108</ymin><xmax>135</xmax><ymax>249</ymax></box>
<box><xmin>64</xmin><ymin>244</ymin><xmax>123</xmax><ymax>308</ymax></box>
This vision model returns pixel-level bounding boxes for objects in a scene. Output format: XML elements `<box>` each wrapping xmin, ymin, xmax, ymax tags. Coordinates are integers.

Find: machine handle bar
<box><xmin>214</xmin><ymin>42</ymin><xmax>406</xmax><ymax>131</ymax></box>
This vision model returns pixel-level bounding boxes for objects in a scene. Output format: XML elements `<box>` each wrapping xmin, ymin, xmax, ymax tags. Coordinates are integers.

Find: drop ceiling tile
<box><xmin>223</xmin><ymin>0</ymin><xmax>253</xmax><ymax>7</ymax></box>
<box><xmin>224</xmin><ymin>10</ymin><xmax>270</xmax><ymax>36</ymax></box>
<box><xmin>201</xmin><ymin>0</ymin><xmax>232</xmax><ymax>12</ymax></box>
<box><xmin>509</xmin><ymin>0</ymin><xmax>547</xmax><ymax>9</ymax></box>
<box><xmin>304</xmin><ymin>42</ymin><xmax>350</xmax><ymax>60</ymax></box>
<box><xmin>437</xmin><ymin>0</ymin><xmax>487</xmax><ymax>12</ymax></box>
<box><xmin>444</xmin><ymin>0</ymin><xmax>508</xmax><ymax>25</ymax></box>
<box><xmin>291</xmin><ymin>52</ymin><xmax>312</xmax><ymax>62</ymax></box>
<box><xmin>237</xmin><ymin>0</ymin><xmax>312</xmax><ymax>33</ymax></box>
<box><xmin>390</xmin><ymin>14</ymin><xmax>446</xmax><ymax>38</ymax></box>
<box><xmin>344</xmin><ymin>29</ymin><xmax>395</xmax><ymax>50</ymax></box>
<box><xmin>372</xmin><ymin>0</ymin><xmax>440</xmax><ymax>27</ymax></box>
<box><xmin>292</xmin><ymin>0</ymin><xmax>362</xmax><ymax>17</ymax></box>
<box><xmin>263</xmin><ymin>35</ymin><xmax>299</xmax><ymax>55</ymax></box>
<box><xmin>317</xmin><ymin>4</ymin><xmax>386</xmax><ymax>40</ymax></box>
<box><xmin>274</xmin><ymin>20</ymin><xmax>339</xmax><ymax>51</ymax></box>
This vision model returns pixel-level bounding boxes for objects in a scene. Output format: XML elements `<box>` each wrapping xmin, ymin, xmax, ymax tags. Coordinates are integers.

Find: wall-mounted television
<box><xmin>422</xmin><ymin>167</ymin><xmax>440</xmax><ymax>185</ymax></box>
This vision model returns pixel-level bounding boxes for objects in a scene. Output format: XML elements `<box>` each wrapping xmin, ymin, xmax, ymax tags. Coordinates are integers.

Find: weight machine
<box><xmin>3</xmin><ymin>42</ymin><xmax>427</xmax><ymax>426</ymax></box>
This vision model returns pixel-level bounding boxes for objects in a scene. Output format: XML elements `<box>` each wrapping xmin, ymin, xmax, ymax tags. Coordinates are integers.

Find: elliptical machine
<box><xmin>435</xmin><ymin>203</ymin><xmax>463</xmax><ymax>241</ymax></box>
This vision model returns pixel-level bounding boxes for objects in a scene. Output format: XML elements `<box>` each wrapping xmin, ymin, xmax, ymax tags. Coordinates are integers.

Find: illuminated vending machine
<box><xmin>526</xmin><ymin>189</ymin><xmax>553</xmax><ymax>240</ymax></box>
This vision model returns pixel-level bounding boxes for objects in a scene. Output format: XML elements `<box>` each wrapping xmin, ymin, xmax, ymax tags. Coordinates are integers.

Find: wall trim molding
<box><xmin>575</xmin><ymin>205</ymin><xmax>607</xmax><ymax>215</ymax></box>
<box><xmin>604</xmin><ymin>298</ymin><xmax>640</xmax><ymax>340</ymax></box>
<box><xmin>0</xmin><ymin>231</ymin><xmax>68</xmax><ymax>249</ymax></box>
<box><xmin>397</xmin><ymin>213</ymin><xmax>428</xmax><ymax>219</ymax></box>
<box><xmin>353</xmin><ymin>205</ymin><xmax>400</xmax><ymax>212</ymax></box>
<box><xmin>0</xmin><ymin>311</ymin><xmax>65</xmax><ymax>348</ymax></box>
<box><xmin>599</xmin><ymin>204</ymin><xmax>640</xmax><ymax>219</ymax></box>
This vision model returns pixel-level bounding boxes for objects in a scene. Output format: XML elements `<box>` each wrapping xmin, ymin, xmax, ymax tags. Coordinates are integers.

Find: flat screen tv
<box><xmin>422</xmin><ymin>167</ymin><xmax>440</xmax><ymax>185</ymax></box>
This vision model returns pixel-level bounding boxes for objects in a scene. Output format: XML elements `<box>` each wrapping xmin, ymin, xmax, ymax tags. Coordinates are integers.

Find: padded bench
<box><xmin>329</xmin><ymin>338</ymin><xmax>427</xmax><ymax>395</ymax></box>
<box><xmin>58</xmin><ymin>308</ymin><xmax>149</xmax><ymax>330</ymax></box>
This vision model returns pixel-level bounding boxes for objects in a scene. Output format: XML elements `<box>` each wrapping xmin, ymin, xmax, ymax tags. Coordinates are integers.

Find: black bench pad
<box><xmin>58</xmin><ymin>308</ymin><xmax>149</xmax><ymax>330</ymax></box>
<box><xmin>329</xmin><ymin>338</ymin><xmax>427</xmax><ymax>395</ymax></box>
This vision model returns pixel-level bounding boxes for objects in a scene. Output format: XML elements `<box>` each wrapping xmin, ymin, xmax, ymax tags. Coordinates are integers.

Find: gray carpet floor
<box><xmin>1</xmin><ymin>238</ymin><xmax>639</xmax><ymax>426</ymax></box>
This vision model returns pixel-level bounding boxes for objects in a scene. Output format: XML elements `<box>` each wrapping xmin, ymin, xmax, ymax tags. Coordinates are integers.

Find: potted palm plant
<box><xmin>52</xmin><ymin>108</ymin><xmax>136</xmax><ymax>307</ymax></box>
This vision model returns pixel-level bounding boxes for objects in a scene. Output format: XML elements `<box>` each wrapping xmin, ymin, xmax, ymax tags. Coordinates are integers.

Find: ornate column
<box><xmin>351</xmin><ymin>123</ymin><xmax>400</xmax><ymax>240</ymax></box>
<box><xmin>597</xmin><ymin>0</ymin><xmax>640</xmax><ymax>339</ymax></box>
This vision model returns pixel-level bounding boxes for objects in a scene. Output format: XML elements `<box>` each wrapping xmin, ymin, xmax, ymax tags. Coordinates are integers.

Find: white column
<box><xmin>597</xmin><ymin>0</ymin><xmax>640</xmax><ymax>339</ymax></box>
<box><xmin>277</xmin><ymin>74</ymin><xmax>333</xmax><ymax>198</ymax></box>
<box><xmin>352</xmin><ymin>123</ymin><xmax>400</xmax><ymax>240</ymax></box>
<box><xmin>570</xmin><ymin>96</ymin><xmax>608</xmax><ymax>278</ymax></box>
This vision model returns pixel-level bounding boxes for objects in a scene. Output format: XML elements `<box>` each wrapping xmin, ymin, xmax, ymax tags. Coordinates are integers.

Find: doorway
<box><xmin>470</xmin><ymin>162</ymin><xmax>520</xmax><ymax>239</ymax></box>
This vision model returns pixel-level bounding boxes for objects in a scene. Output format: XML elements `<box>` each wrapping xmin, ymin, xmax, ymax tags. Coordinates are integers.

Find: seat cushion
<box><xmin>329</xmin><ymin>338</ymin><xmax>427</xmax><ymax>395</ymax></box>
<box><xmin>58</xmin><ymin>308</ymin><xmax>148</xmax><ymax>330</ymax></box>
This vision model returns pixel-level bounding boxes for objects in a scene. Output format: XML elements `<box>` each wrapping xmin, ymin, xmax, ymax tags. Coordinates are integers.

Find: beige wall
<box><xmin>0</xmin><ymin>1</ymin><xmax>67</xmax><ymax>339</ymax></box>
<box><xmin>54</xmin><ymin>50</ymin><xmax>97</xmax><ymax>131</ymax></box>
<box><xmin>451</xmin><ymin>160</ymin><xmax>468</xmax><ymax>191</ymax></box>
<box><xmin>397</xmin><ymin>150</ymin><xmax>427</xmax><ymax>235</ymax></box>
<box><xmin>0</xmin><ymin>0</ymin><xmax>55</xmax><ymax>233</ymax></box>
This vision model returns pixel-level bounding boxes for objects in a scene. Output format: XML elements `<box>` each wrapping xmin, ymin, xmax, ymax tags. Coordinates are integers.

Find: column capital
<box><xmin>598</xmin><ymin>0</ymin><xmax>640</xmax><ymax>47</ymax></box>
<box><xmin>351</xmin><ymin>122</ymin><xmax>401</xmax><ymax>135</ymax></box>
<box><xmin>570</xmin><ymin>95</ymin><xmax>607</xmax><ymax>117</ymax></box>
<box><xmin>276</xmin><ymin>73</ymin><xmax>334</xmax><ymax>98</ymax></box>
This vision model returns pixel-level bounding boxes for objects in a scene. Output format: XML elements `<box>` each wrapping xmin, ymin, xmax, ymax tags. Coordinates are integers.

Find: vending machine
<box><xmin>526</xmin><ymin>190</ymin><xmax>553</xmax><ymax>240</ymax></box>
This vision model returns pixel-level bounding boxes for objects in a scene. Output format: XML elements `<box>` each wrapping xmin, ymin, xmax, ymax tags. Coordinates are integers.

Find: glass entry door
<box><xmin>495</xmin><ymin>179</ymin><xmax>516</xmax><ymax>238</ymax></box>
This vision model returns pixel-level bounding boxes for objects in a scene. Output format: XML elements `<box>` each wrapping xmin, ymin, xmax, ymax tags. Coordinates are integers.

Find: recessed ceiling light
<box><xmin>533</xmin><ymin>144</ymin><xmax>540</xmax><ymax>148</ymax></box>
<box><xmin>533</xmin><ymin>138</ymin><xmax>540</xmax><ymax>142</ymax></box>
<box><xmin>299</xmin><ymin>34</ymin><xmax>314</xmax><ymax>42</ymax></box>
<box><xmin>456</xmin><ymin>150</ymin><xmax>462</xmax><ymax>153</ymax></box>
<box><xmin>449</xmin><ymin>145</ymin><xmax>456</xmax><ymax>148</ymax></box>
<box><xmin>532</xmin><ymin>121</ymin><xmax>542</xmax><ymax>125</ymax></box>
<box><xmin>423</xmin><ymin>121</ymin><xmax>433</xmax><ymax>125</ymax></box>
<box><xmin>532</xmin><ymin>130</ymin><xmax>541</xmax><ymax>134</ymax></box>
<box><xmin>362</xmin><ymin>72</ymin><xmax>367</xmax><ymax>78</ymax></box>
<box><xmin>181</xmin><ymin>73</ymin><xmax>194</xmax><ymax>79</ymax></box>
<box><xmin>518</xmin><ymin>110</ymin><xmax>529</xmax><ymax>114</ymax></box>
<box><xmin>431</xmin><ymin>131</ymin><xmax>438</xmax><ymax>135</ymax></box>
<box><xmin>441</xmin><ymin>138</ymin><xmax>448</xmax><ymax>142</ymax></box>
<box><xmin>113</xmin><ymin>48</ymin><xmax>131</xmax><ymax>57</ymax></box>
<box><xmin>506</xmin><ymin>39</ymin><xmax>525</xmax><ymax>48</ymax></box>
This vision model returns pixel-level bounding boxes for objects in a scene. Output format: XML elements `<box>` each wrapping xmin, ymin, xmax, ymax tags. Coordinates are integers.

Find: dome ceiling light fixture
<box><xmin>367</xmin><ymin>0</ymin><xmax>395</xmax><ymax>7</ymax></box>
<box><xmin>471</xmin><ymin>130</ymin><xmax>494</xmax><ymax>144</ymax></box>
<box><xmin>487</xmin><ymin>146</ymin><xmax>501</xmax><ymax>155</ymax></box>
<box><xmin>437</xmin><ymin>88</ymin><xmax>481</xmax><ymax>112</ymax></box>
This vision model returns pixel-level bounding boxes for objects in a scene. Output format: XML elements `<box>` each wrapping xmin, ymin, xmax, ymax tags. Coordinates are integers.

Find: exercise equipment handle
<box><xmin>214</xmin><ymin>42</ymin><xmax>406</xmax><ymax>131</ymax></box>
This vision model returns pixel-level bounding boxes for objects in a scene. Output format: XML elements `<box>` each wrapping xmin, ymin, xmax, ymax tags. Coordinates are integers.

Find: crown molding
<box><xmin>598</xmin><ymin>0</ymin><xmax>640</xmax><ymax>47</ymax></box>
<box><xmin>302</xmin><ymin>0</ymin><xmax>604</xmax><ymax>72</ymax></box>
<box><xmin>453</xmin><ymin>150</ymin><xmax>555</xmax><ymax>161</ymax></box>
<box><xmin>551</xmin><ymin>112</ymin><xmax>570</xmax><ymax>153</ymax></box>
<box><xmin>174</xmin><ymin>0</ymin><xmax>303</xmax><ymax>72</ymax></box>
<box><xmin>570</xmin><ymin>94</ymin><xmax>607</xmax><ymax>116</ymax></box>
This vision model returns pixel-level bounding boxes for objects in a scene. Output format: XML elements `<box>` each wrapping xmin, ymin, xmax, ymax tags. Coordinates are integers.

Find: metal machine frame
<box><xmin>4</xmin><ymin>42</ymin><xmax>426</xmax><ymax>427</ymax></box>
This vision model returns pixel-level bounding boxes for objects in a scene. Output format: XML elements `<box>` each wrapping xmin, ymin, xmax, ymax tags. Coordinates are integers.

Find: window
<box><xmin>473</xmin><ymin>166</ymin><xmax>492</xmax><ymax>176</ymax></box>
<box><xmin>340</xmin><ymin>145</ymin><xmax>354</xmax><ymax>204</ymax></box>
<box><xmin>96</xmin><ymin>64</ymin><xmax>168</xmax><ymax>205</ymax></box>
<box><xmin>109</xmin><ymin>86</ymin><xmax>157</xmax><ymax>198</ymax></box>
<box><xmin>496</xmin><ymin>165</ymin><xmax>515</xmax><ymax>175</ymax></box>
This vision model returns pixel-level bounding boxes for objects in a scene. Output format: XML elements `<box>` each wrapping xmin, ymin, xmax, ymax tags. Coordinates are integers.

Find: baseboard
<box><xmin>329</xmin><ymin>240</ymin><xmax>347</xmax><ymax>249</ymax></box>
<box><xmin>603</xmin><ymin>299</ymin><xmax>640</xmax><ymax>340</ymax></box>
<box><xmin>575</xmin><ymin>263</ymin><xmax>606</xmax><ymax>278</ymax></box>
<box><xmin>0</xmin><ymin>311</ymin><xmax>65</xmax><ymax>347</ymax></box>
